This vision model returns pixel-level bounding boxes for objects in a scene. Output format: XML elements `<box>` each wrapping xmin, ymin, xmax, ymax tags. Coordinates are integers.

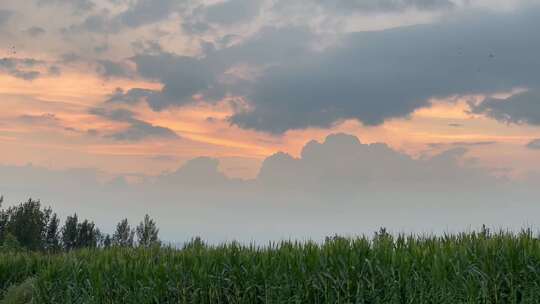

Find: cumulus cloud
<box><xmin>527</xmin><ymin>138</ymin><xmax>540</xmax><ymax>150</ymax></box>
<box><xmin>258</xmin><ymin>134</ymin><xmax>496</xmax><ymax>190</ymax></box>
<box><xmin>471</xmin><ymin>90</ymin><xmax>540</xmax><ymax>126</ymax></box>
<box><xmin>89</xmin><ymin>107</ymin><xmax>178</xmax><ymax>141</ymax></box>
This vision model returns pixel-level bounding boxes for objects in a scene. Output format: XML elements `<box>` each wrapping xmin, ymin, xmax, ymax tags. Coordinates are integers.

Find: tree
<box><xmin>1</xmin><ymin>232</ymin><xmax>21</xmax><ymax>251</ymax></box>
<box><xmin>0</xmin><ymin>196</ymin><xmax>7</xmax><ymax>244</ymax></box>
<box><xmin>136</xmin><ymin>214</ymin><xmax>160</xmax><ymax>248</ymax></box>
<box><xmin>77</xmin><ymin>219</ymin><xmax>98</xmax><ymax>248</ymax></box>
<box><xmin>102</xmin><ymin>234</ymin><xmax>112</xmax><ymax>248</ymax></box>
<box><xmin>112</xmin><ymin>218</ymin><xmax>134</xmax><ymax>247</ymax></box>
<box><xmin>44</xmin><ymin>213</ymin><xmax>61</xmax><ymax>252</ymax></box>
<box><xmin>4</xmin><ymin>199</ymin><xmax>50</xmax><ymax>251</ymax></box>
<box><xmin>62</xmin><ymin>214</ymin><xmax>79</xmax><ymax>251</ymax></box>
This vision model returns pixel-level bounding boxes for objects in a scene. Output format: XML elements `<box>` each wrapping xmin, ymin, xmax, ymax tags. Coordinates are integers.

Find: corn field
<box><xmin>2</xmin><ymin>230</ymin><xmax>540</xmax><ymax>303</ymax></box>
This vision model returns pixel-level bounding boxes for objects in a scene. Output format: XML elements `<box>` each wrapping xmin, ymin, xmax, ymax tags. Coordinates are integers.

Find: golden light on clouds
<box><xmin>0</xmin><ymin>61</ymin><xmax>539</xmax><ymax>180</ymax></box>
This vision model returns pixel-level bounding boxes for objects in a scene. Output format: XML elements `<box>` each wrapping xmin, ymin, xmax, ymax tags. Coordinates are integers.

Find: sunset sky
<box><xmin>1</xmin><ymin>0</ymin><xmax>540</xmax><ymax>241</ymax></box>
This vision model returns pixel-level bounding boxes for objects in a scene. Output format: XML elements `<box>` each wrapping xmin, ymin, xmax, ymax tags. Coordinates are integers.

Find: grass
<box><xmin>2</xmin><ymin>229</ymin><xmax>540</xmax><ymax>303</ymax></box>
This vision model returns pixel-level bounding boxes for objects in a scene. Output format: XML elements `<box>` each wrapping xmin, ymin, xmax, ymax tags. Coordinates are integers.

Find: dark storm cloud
<box><xmin>89</xmin><ymin>107</ymin><xmax>178</xmax><ymax>141</ymax></box>
<box><xmin>111</xmin><ymin>26</ymin><xmax>315</xmax><ymax>109</ymax></box>
<box><xmin>230</xmin><ymin>8</ymin><xmax>540</xmax><ymax>133</ymax></box>
<box><xmin>98</xmin><ymin>4</ymin><xmax>540</xmax><ymax>133</ymax></box>
<box><xmin>113</xmin><ymin>52</ymin><xmax>217</xmax><ymax>110</ymax></box>
<box><xmin>471</xmin><ymin>90</ymin><xmax>540</xmax><ymax>126</ymax></box>
<box><xmin>526</xmin><ymin>139</ymin><xmax>540</xmax><ymax>150</ymax></box>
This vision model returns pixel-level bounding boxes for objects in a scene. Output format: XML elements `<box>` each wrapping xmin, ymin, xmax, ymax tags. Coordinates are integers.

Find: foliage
<box><xmin>61</xmin><ymin>214</ymin><xmax>78</xmax><ymax>251</ymax></box>
<box><xmin>112</xmin><ymin>219</ymin><xmax>134</xmax><ymax>247</ymax></box>
<box><xmin>0</xmin><ymin>233</ymin><xmax>21</xmax><ymax>252</ymax></box>
<box><xmin>1</xmin><ymin>199</ymin><xmax>50</xmax><ymax>251</ymax></box>
<box><xmin>136</xmin><ymin>214</ymin><xmax>160</xmax><ymax>248</ymax></box>
<box><xmin>2</xmin><ymin>230</ymin><xmax>540</xmax><ymax>303</ymax></box>
<box><xmin>0</xmin><ymin>277</ymin><xmax>35</xmax><ymax>304</ymax></box>
<box><xmin>44</xmin><ymin>214</ymin><xmax>60</xmax><ymax>253</ymax></box>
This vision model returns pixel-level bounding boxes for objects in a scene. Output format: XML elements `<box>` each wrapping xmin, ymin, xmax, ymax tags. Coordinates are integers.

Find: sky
<box><xmin>1</xmin><ymin>0</ymin><xmax>540</xmax><ymax>242</ymax></box>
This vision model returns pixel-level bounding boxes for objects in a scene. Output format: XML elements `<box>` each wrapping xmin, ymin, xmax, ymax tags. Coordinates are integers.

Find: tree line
<box><xmin>0</xmin><ymin>196</ymin><xmax>160</xmax><ymax>252</ymax></box>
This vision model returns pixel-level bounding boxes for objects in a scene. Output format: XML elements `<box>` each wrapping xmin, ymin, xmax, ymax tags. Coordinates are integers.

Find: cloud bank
<box><xmin>1</xmin><ymin>133</ymin><xmax>538</xmax><ymax>243</ymax></box>
<box><xmin>100</xmin><ymin>4</ymin><xmax>540</xmax><ymax>133</ymax></box>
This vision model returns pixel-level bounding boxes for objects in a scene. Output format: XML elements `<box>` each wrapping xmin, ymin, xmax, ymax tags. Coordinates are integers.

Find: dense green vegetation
<box><xmin>2</xmin><ymin>197</ymin><xmax>540</xmax><ymax>303</ymax></box>
<box><xmin>3</xmin><ymin>229</ymin><xmax>540</xmax><ymax>303</ymax></box>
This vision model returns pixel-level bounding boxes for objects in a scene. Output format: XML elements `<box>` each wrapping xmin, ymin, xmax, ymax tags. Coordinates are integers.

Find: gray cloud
<box><xmin>116</xmin><ymin>52</ymin><xmax>217</xmax><ymax>110</ymax></box>
<box><xmin>0</xmin><ymin>57</ymin><xmax>43</xmax><ymax>80</ymax></box>
<box><xmin>17</xmin><ymin>113</ymin><xmax>80</xmax><ymax>132</ymax></box>
<box><xmin>311</xmin><ymin>0</ymin><xmax>456</xmax><ymax>14</ymax></box>
<box><xmin>527</xmin><ymin>138</ymin><xmax>540</xmax><ymax>150</ymax></box>
<box><xmin>89</xmin><ymin>107</ymin><xmax>178</xmax><ymax>141</ymax></box>
<box><xmin>183</xmin><ymin>0</ymin><xmax>263</xmax><ymax>33</ymax></box>
<box><xmin>107</xmin><ymin>88</ymin><xmax>155</xmax><ymax>104</ymax></box>
<box><xmin>24</xmin><ymin>26</ymin><xmax>46</xmax><ymax>37</ymax></box>
<box><xmin>118</xmin><ymin>0</ymin><xmax>181</xmax><ymax>28</ymax></box>
<box><xmin>63</xmin><ymin>13</ymin><xmax>121</xmax><ymax>34</ymax></box>
<box><xmin>48</xmin><ymin>65</ymin><xmax>61</xmax><ymax>76</ymax></box>
<box><xmin>0</xmin><ymin>10</ymin><xmax>13</xmax><ymax>26</ymax></box>
<box><xmin>108</xmin><ymin>120</ymin><xmax>178</xmax><ymax>141</ymax></box>
<box><xmin>37</xmin><ymin>0</ymin><xmax>95</xmax><ymax>11</ymax></box>
<box><xmin>111</xmin><ymin>26</ymin><xmax>315</xmax><ymax>109</ymax></box>
<box><xmin>204</xmin><ymin>0</ymin><xmax>262</xmax><ymax>25</ymax></box>
<box><xmin>112</xmin><ymin>7</ymin><xmax>540</xmax><ymax>133</ymax></box>
<box><xmin>18</xmin><ymin>113</ymin><xmax>60</xmax><ymax>125</ymax></box>
<box><xmin>471</xmin><ymin>90</ymin><xmax>540</xmax><ymax>126</ymax></box>
<box><xmin>230</xmin><ymin>8</ymin><xmax>540</xmax><ymax>133</ymax></box>
<box><xmin>96</xmin><ymin>60</ymin><xmax>133</xmax><ymax>78</ymax></box>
